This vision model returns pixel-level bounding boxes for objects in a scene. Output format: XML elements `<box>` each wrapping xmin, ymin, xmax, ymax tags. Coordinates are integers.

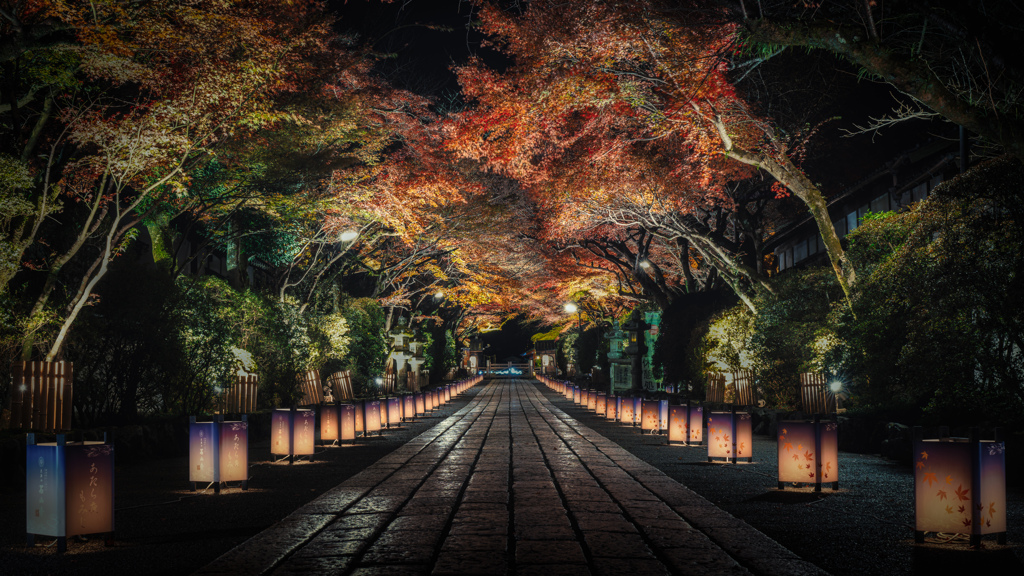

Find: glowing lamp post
<box><xmin>913</xmin><ymin>427</ymin><xmax>1006</xmax><ymax>545</ymax></box>
<box><xmin>777</xmin><ymin>418</ymin><xmax>838</xmax><ymax>491</ymax></box>
<box><xmin>190</xmin><ymin>416</ymin><xmax>249</xmax><ymax>491</ymax></box>
<box><xmin>26</xmin><ymin>434</ymin><xmax>114</xmax><ymax>553</ymax></box>
<box><xmin>271</xmin><ymin>408</ymin><xmax>316</xmax><ymax>463</ymax></box>
<box><xmin>707</xmin><ymin>408</ymin><xmax>752</xmax><ymax>463</ymax></box>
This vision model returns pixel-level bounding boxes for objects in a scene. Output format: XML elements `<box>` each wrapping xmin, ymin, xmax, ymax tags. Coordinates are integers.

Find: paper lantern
<box><xmin>707</xmin><ymin>409</ymin><xmax>752</xmax><ymax>463</ymax></box>
<box><xmin>573</xmin><ymin>387</ymin><xmax>582</xmax><ymax>405</ymax></box>
<box><xmin>320</xmin><ymin>405</ymin><xmax>339</xmax><ymax>444</ymax></box>
<box><xmin>595</xmin><ymin>393</ymin><xmax>607</xmax><ymax>417</ymax></box>
<box><xmin>339</xmin><ymin>404</ymin><xmax>356</xmax><ymax>442</ymax></box>
<box><xmin>415</xmin><ymin>393</ymin><xmax>426</xmax><ymax>416</ymax></box>
<box><xmin>189</xmin><ymin>417</ymin><xmax>249</xmax><ymax>490</ymax></box>
<box><xmin>385</xmin><ymin>397</ymin><xmax>401</xmax><ymax>428</ymax></box>
<box><xmin>632</xmin><ymin>397</ymin><xmax>643</xmax><ymax>426</ymax></box>
<box><xmin>619</xmin><ymin>397</ymin><xmax>634</xmax><ymax>425</ymax></box>
<box><xmin>607</xmin><ymin>396</ymin><xmax>619</xmax><ymax>421</ymax></box>
<box><xmin>667</xmin><ymin>404</ymin><xmax>704</xmax><ymax>446</ymax></box>
<box><xmin>564</xmin><ymin>384</ymin><xmax>573</xmax><ymax>400</ymax></box>
<box><xmin>363</xmin><ymin>400</ymin><xmax>382</xmax><ymax>436</ymax></box>
<box><xmin>271</xmin><ymin>408</ymin><xmax>316</xmax><ymax>462</ymax></box>
<box><xmin>26</xmin><ymin>433</ymin><xmax>114</xmax><ymax>552</ymax></box>
<box><xmin>586</xmin><ymin>390</ymin><xmax>598</xmax><ymax>411</ymax></box>
<box><xmin>353</xmin><ymin>400</ymin><xmax>364</xmax><ymax>434</ymax></box>
<box><xmin>640</xmin><ymin>400</ymin><xmax>660</xmax><ymax>433</ymax></box>
<box><xmin>402</xmin><ymin>394</ymin><xmax>415</xmax><ymax>422</ymax></box>
<box><xmin>658</xmin><ymin>400</ymin><xmax>669</xmax><ymax>433</ymax></box>
<box><xmin>777</xmin><ymin>419</ymin><xmax>838</xmax><ymax>491</ymax></box>
<box><xmin>913</xmin><ymin>428</ymin><xmax>1006</xmax><ymax>545</ymax></box>
<box><xmin>444</xmin><ymin>386</ymin><xmax>452</xmax><ymax>403</ymax></box>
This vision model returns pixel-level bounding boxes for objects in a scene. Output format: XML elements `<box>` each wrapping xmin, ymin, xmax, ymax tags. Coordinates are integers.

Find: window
<box><xmin>794</xmin><ymin>238</ymin><xmax>808</xmax><ymax>262</ymax></box>
<box><xmin>846</xmin><ymin>211</ymin><xmax>858</xmax><ymax>233</ymax></box>
<box><xmin>870</xmin><ymin>194</ymin><xmax>890</xmax><ymax>213</ymax></box>
<box><xmin>913</xmin><ymin>182</ymin><xmax>928</xmax><ymax>203</ymax></box>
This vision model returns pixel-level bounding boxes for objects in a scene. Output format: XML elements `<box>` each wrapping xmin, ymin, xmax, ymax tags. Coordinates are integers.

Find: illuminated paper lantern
<box><xmin>619</xmin><ymin>397</ymin><xmax>635</xmax><ymax>425</ymax></box>
<box><xmin>913</xmin><ymin>428</ymin><xmax>1006</xmax><ymax>545</ymax></box>
<box><xmin>339</xmin><ymin>404</ymin><xmax>356</xmax><ymax>442</ymax></box>
<box><xmin>777</xmin><ymin>419</ymin><xmax>838</xmax><ymax>491</ymax></box>
<box><xmin>353</xmin><ymin>400</ymin><xmax>364</xmax><ymax>434</ymax></box>
<box><xmin>658</xmin><ymin>400</ymin><xmax>669</xmax><ymax>433</ymax></box>
<box><xmin>633</xmin><ymin>397</ymin><xmax>643</xmax><ymax>426</ymax></box>
<box><xmin>26</xmin><ymin>434</ymin><xmax>114</xmax><ymax>553</ymax></box>
<box><xmin>219</xmin><ymin>420</ymin><xmax>248</xmax><ymax>486</ymax></box>
<box><xmin>595</xmin><ymin>393</ymin><xmax>607</xmax><ymax>416</ymax></box>
<box><xmin>586</xmin><ymin>390</ymin><xmax>598</xmax><ymax>411</ymax></box>
<box><xmin>426</xmin><ymin>390</ymin><xmax>435</xmax><ymax>411</ymax></box>
<box><xmin>564</xmin><ymin>384</ymin><xmax>573</xmax><ymax>400</ymax></box>
<box><xmin>402</xmin><ymin>394</ymin><xmax>415</xmax><ymax>422</ymax></box>
<box><xmin>641</xmin><ymin>400</ymin><xmax>660</xmax><ymax>433</ymax></box>
<box><xmin>415</xmin><ymin>393</ymin><xmax>426</xmax><ymax>415</ymax></box>
<box><xmin>385</xmin><ymin>397</ymin><xmax>401</xmax><ymax>427</ymax></box>
<box><xmin>707</xmin><ymin>409</ymin><xmax>752</xmax><ymax>463</ymax></box>
<box><xmin>668</xmin><ymin>405</ymin><xmax>688</xmax><ymax>444</ymax></box>
<box><xmin>444</xmin><ymin>386</ymin><xmax>452</xmax><ymax>403</ymax></box>
<box><xmin>271</xmin><ymin>408</ymin><xmax>316</xmax><ymax>462</ymax></box>
<box><xmin>189</xmin><ymin>416</ymin><xmax>249</xmax><ymax>491</ymax></box>
<box><xmin>607</xmin><ymin>396</ymin><xmax>619</xmax><ymax>421</ymax></box>
<box><xmin>320</xmin><ymin>405</ymin><xmax>339</xmax><ymax>444</ymax></box>
<box><xmin>573</xmin><ymin>386</ymin><xmax>581</xmax><ymax>404</ymax></box>
<box><xmin>363</xmin><ymin>400</ymin><xmax>382</xmax><ymax>435</ymax></box>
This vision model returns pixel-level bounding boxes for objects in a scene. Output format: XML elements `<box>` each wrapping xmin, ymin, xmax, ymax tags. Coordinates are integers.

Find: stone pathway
<box><xmin>195</xmin><ymin>379</ymin><xmax>825</xmax><ymax>576</ymax></box>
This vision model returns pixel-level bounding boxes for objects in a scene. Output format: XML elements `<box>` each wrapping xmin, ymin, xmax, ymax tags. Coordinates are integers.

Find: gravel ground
<box><xmin>537</xmin><ymin>383</ymin><xmax>1024</xmax><ymax>576</ymax></box>
<box><xmin>1</xmin><ymin>379</ymin><xmax>1021</xmax><ymax>576</ymax></box>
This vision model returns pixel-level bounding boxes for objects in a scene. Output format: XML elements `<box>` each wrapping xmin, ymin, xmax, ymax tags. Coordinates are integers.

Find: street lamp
<box><xmin>564</xmin><ymin>303</ymin><xmax>581</xmax><ymax>379</ymax></box>
<box><xmin>339</xmin><ymin>230</ymin><xmax>359</xmax><ymax>243</ymax></box>
<box><xmin>830</xmin><ymin>381</ymin><xmax>842</xmax><ymax>414</ymax></box>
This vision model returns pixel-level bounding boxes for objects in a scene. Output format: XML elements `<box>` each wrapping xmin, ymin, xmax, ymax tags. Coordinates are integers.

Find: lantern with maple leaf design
<box><xmin>707</xmin><ymin>408</ymin><xmax>752</xmax><ymax>463</ymax></box>
<box><xmin>777</xmin><ymin>418</ymin><xmax>838</xmax><ymax>491</ymax></box>
<box><xmin>668</xmin><ymin>403</ymin><xmax>703</xmax><ymax>446</ymax></box>
<box><xmin>641</xmin><ymin>400</ymin><xmax>660</xmax><ymax>433</ymax></box>
<box><xmin>595</xmin><ymin>392</ymin><xmax>607</xmax><ymax>415</ymax></box>
<box><xmin>606</xmin><ymin>395</ymin><xmax>620</xmax><ymax>421</ymax></box>
<box><xmin>271</xmin><ymin>408</ymin><xmax>315</xmax><ymax>463</ymax></box>
<box><xmin>619</xmin><ymin>396</ymin><xmax>635</xmax><ymax>426</ymax></box>
<box><xmin>913</xmin><ymin>427</ymin><xmax>1006</xmax><ymax>545</ymax></box>
<box><xmin>587</xmin><ymin>390</ymin><xmax>599</xmax><ymax>412</ymax></box>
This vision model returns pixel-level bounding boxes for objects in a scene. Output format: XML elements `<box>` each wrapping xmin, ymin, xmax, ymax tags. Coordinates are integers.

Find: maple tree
<box><xmin>448</xmin><ymin>0</ymin><xmax>857</xmax><ymax>306</ymax></box>
<box><xmin>0</xmin><ymin>0</ymin><xmax>406</xmax><ymax>363</ymax></box>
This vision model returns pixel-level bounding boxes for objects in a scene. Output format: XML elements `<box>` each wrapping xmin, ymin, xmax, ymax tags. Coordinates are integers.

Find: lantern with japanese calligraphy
<box><xmin>320</xmin><ymin>405</ymin><xmax>339</xmax><ymax>445</ymax></box>
<box><xmin>26</xmin><ymin>433</ymin><xmax>114</xmax><ymax>553</ymax></box>
<box><xmin>707</xmin><ymin>409</ymin><xmax>752</xmax><ymax>463</ymax></box>
<box><xmin>385</xmin><ymin>398</ymin><xmax>401</xmax><ymax>428</ymax></box>
<box><xmin>352</xmin><ymin>399</ymin><xmax>364</xmax><ymax>434</ymax></box>
<box><xmin>402</xmin><ymin>394</ymin><xmax>415</xmax><ymax>422</ymax></box>
<box><xmin>363</xmin><ymin>400</ymin><xmax>382</xmax><ymax>435</ymax></box>
<box><xmin>913</xmin><ymin>427</ymin><xmax>1006</xmax><ymax>545</ymax></box>
<box><xmin>777</xmin><ymin>419</ymin><xmax>838</xmax><ymax>491</ymax></box>
<box><xmin>271</xmin><ymin>408</ymin><xmax>316</xmax><ymax>462</ymax></box>
<box><xmin>339</xmin><ymin>404</ymin><xmax>356</xmax><ymax>442</ymax></box>
<box><xmin>189</xmin><ymin>416</ymin><xmax>249</xmax><ymax>490</ymax></box>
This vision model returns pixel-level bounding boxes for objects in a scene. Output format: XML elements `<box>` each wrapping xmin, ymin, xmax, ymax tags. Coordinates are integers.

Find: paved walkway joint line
<box><xmin>196</xmin><ymin>380</ymin><xmax>827</xmax><ymax>576</ymax></box>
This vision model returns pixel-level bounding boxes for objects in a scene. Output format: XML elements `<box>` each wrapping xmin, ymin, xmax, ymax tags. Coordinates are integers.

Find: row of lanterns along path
<box><xmin>25</xmin><ymin>376</ymin><xmax>484</xmax><ymax>554</ymax></box>
<box><xmin>536</xmin><ymin>375</ymin><xmax>1007</xmax><ymax>548</ymax></box>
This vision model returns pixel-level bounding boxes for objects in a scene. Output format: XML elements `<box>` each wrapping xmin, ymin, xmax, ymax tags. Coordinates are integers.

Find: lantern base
<box><xmin>777</xmin><ymin>481</ymin><xmax>839</xmax><ymax>492</ymax></box>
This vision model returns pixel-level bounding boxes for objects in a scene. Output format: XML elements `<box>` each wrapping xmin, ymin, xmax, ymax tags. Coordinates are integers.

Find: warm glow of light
<box><xmin>435</xmin><ymin>291</ymin><xmax>444</xmax><ymax>299</ymax></box>
<box><xmin>829</xmin><ymin>381</ymin><xmax>843</xmax><ymax>392</ymax></box>
<box><xmin>639</xmin><ymin>260</ymin><xmax>651</xmax><ymax>269</ymax></box>
<box><xmin>564</xmin><ymin>302</ymin><xmax>578</xmax><ymax>313</ymax></box>
<box><xmin>339</xmin><ymin>230</ymin><xmax>359</xmax><ymax>242</ymax></box>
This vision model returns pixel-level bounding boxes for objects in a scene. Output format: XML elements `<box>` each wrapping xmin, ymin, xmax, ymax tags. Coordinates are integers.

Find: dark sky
<box><xmin>331</xmin><ymin>0</ymin><xmax>502</xmax><ymax>100</ymax></box>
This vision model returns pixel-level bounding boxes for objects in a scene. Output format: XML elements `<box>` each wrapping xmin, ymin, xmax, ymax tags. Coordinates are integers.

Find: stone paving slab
<box><xmin>195</xmin><ymin>379</ymin><xmax>828</xmax><ymax>576</ymax></box>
